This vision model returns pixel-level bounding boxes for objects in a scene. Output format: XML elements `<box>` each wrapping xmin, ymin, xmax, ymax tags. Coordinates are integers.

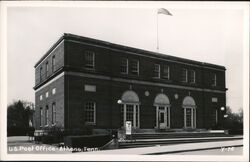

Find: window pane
<box><xmin>166</xmin><ymin>107</ymin><xmax>169</xmax><ymax>126</ymax></box>
<box><xmin>40</xmin><ymin>67</ymin><xmax>43</xmax><ymax>82</ymax></box>
<box><xmin>136</xmin><ymin>106</ymin><xmax>139</xmax><ymax>127</ymax></box>
<box><xmin>40</xmin><ymin>108</ymin><xmax>43</xmax><ymax>127</ymax></box>
<box><xmin>186</xmin><ymin>108</ymin><xmax>192</xmax><ymax>127</ymax></box>
<box><xmin>121</xmin><ymin>58</ymin><xmax>128</xmax><ymax>74</ymax></box>
<box><xmin>190</xmin><ymin>70</ymin><xmax>195</xmax><ymax>83</ymax></box>
<box><xmin>45</xmin><ymin>106</ymin><xmax>49</xmax><ymax>125</ymax></box>
<box><xmin>52</xmin><ymin>56</ymin><xmax>55</xmax><ymax>72</ymax></box>
<box><xmin>126</xmin><ymin>105</ymin><xmax>134</xmax><ymax>125</ymax></box>
<box><xmin>121</xmin><ymin>105</ymin><xmax>124</xmax><ymax>126</ymax></box>
<box><xmin>84</xmin><ymin>51</ymin><xmax>95</xmax><ymax>69</ymax></box>
<box><xmin>131</xmin><ymin>60</ymin><xmax>139</xmax><ymax>75</ymax></box>
<box><xmin>160</xmin><ymin>112</ymin><xmax>165</xmax><ymax>123</ymax></box>
<box><xmin>163</xmin><ymin>65</ymin><xmax>170</xmax><ymax>79</ymax></box>
<box><xmin>212</xmin><ymin>74</ymin><xmax>217</xmax><ymax>86</ymax></box>
<box><xmin>52</xmin><ymin>88</ymin><xmax>56</xmax><ymax>95</ymax></box>
<box><xmin>46</xmin><ymin>62</ymin><xmax>49</xmax><ymax>77</ymax></box>
<box><xmin>154</xmin><ymin>64</ymin><xmax>160</xmax><ymax>78</ymax></box>
<box><xmin>181</xmin><ymin>68</ymin><xmax>188</xmax><ymax>82</ymax></box>
<box><xmin>85</xmin><ymin>102</ymin><xmax>95</xmax><ymax>123</ymax></box>
<box><xmin>52</xmin><ymin>103</ymin><xmax>56</xmax><ymax>124</ymax></box>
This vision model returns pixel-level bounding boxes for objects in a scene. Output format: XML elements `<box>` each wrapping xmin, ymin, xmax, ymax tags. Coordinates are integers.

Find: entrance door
<box><xmin>157</xmin><ymin>106</ymin><xmax>170</xmax><ymax>129</ymax></box>
<box><xmin>159</xmin><ymin>108</ymin><xmax>166</xmax><ymax>129</ymax></box>
<box><xmin>186</xmin><ymin>108</ymin><xmax>192</xmax><ymax>127</ymax></box>
<box><xmin>121</xmin><ymin>104</ymin><xmax>140</xmax><ymax>128</ymax></box>
<box><xmin>184</xmin><ymin>107</ymin><xmax>196</xmax><ymax>129</ymax></box>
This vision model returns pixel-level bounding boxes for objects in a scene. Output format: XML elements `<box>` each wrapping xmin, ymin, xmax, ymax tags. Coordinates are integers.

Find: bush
<box><xmin>7</xmin><ymin>126</ymin><xmax>27</xmax><ymax>136</ymax></box>
<box><xmin>37</xmin><ymin>125</ymin><xmax>64</xmax><ymax>144</ymax></box>
<box><xmin>228</xmin><ymin>129</ymin><xmax>243</xmax><ymax>135</ymax></box>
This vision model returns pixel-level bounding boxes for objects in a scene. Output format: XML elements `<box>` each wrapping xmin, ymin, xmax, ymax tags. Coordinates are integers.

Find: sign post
<box><xmin>125</xmin><ymin>121</ymin><xmax>132</xmax><ymax>141</ymax></box>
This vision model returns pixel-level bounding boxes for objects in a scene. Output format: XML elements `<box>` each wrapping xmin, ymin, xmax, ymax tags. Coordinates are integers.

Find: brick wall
<box><xmin>64</xmin><ymin>39</ymin><xmax>226</xmax><ymax>92</ymax></box>
<box><xmin>64</xmin><ymin>74</ymin><xmax>226</xmax><ymax>130</ymax></box>
<box><xmin>34</xmin><ymin>34</ymin><xmax>226</xmax><ymax>131</ymax></box>
<box><xmin>35</xmin><ymin>41</ymin><xmax>64</xmax><ymax>86</ymax></box>
<box><xmin>34</xmin><ymin>75</ymin><xmax>65</xmax><ymax>130</ymax></box>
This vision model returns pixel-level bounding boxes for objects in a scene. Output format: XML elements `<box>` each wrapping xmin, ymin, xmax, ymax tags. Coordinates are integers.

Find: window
<box><xmin>52</xmin><ymin>55</ymin><xmax>55</xmax><ymax>72</ymax></box>
<box><xmin>120</xmin><ymin>105</ymin><xmax>124</xmax><ymax>126</ymax></box>
<box><xmin>39</xmin><ymin>108</ymin><xmax>43</xmax><ymax>127</ymax></box>
<box><xmin>121</xmin><ymin>58</ymin><xmax>128</xmax><ymax>74</ymax></box>
<box><xmin>84</xmin><ymin>51</ymin><xmax>95</xmax><ymax>69</ymax></box>
<box><xmin>45</xmin><ymin>106</ymin><xmax>49</xmax><ymax>126</ymax></box>
<box><xmin>121</xmin><ymin>104</ymin><xmax>140</xmax><ymax>128</ymax></box>
<box><xmin>39</xmin><ymin>95</ymin><xmax>43</xmax><ymax>101</ymax></box>
<box><xmin>190</xmin><ymin>70</ymin><xmax>196</xmax><ymax>83</ymax></box>
<box><xmin>84</xmin><ymin>102</ymin><xmax>96</xmax><ymax>124</ymax></box>
<box><xmin>52</xmin><ymin>103</ymin><xmax>56</xmax><ymax>125</ymax></box>
<box><xmin>212</xmin><ymin>73</ymin><xmax>217</xmax><ymax>86</ymax></box>
<box><xmin>163</xmin><ymin>65</ymin><xmax>170</xmax><ymax>79</ymax></box>
<box><xmin>40</xmin><ymin>67</ymin><xmax>43</xmax><ymax>82</ymax></box>
<box><xmin>215</xmin><ymin>109</ymin><xmax>218</xmax><ymax>124</ymax></box>
<box><xmin>52</xmin><ymin>88</ymin><xmax>56</xmax><ymax>95</ymax></box>
<box><xmin>46</xmin><ymin>61</ymin><xmax>49</xmax><ymax>77</ymax></box>
<box><xmin>153</xmin><ymin>64</ymin><xmax>160</xmax><ymax>78</ymax></box>
<box><xmin>46</xmin><ymin>92</ymin><xmax>49</xmax><ymax>98</ymax></box>
<box><xmin>135</xmin><ymin>105</ymin><xmax>139</xmax><ymax>127</ymax></box>
<box><xmin>131</xmin><ymin>59</ymin><xmax>139</xmax><ymax>75</ymax></box>
<box><xmin>181</xmin><ymin>68</ymin><xmax>188</xmax><ymax>82</ymax></box>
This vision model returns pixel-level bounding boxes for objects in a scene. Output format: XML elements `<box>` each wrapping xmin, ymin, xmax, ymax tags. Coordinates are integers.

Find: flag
<box><xmin>157</xmin><ymin>8</ymin><xmax>172</xmax><ymax>16</ymax></box>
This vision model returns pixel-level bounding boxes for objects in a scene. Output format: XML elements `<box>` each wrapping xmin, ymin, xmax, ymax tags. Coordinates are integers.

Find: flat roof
<box><xmin>34</xmin><ymin>33</ymin><xmax>226</xmax><ymax>70</ymax></box>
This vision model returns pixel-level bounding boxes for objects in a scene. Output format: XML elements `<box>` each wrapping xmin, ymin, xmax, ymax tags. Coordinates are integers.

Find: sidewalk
<box><xmin>8</xmin><ymin>136</ymin><xmax>72</xmax><ymax>154</ymax></box>
<box><xmin>78</xmin><ymin>139</ymin><xmax>243</xmax><ymax>155</ymax></box>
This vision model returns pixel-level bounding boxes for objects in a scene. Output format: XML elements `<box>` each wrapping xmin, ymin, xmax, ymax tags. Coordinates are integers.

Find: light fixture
<box><xmin>174</xmin><ymin>94</ymin><xmax>178</xmax><ymax>99</ymax></box>
<box><xmin>224</xmin><ymin>114</ymin><xmax>228</xmax><ymax>118</ymax></box>
<box><xmin>220</xmin><ymin>107</ymin><xmax>225</xmax><ymax>111</ymax></box>
<box><xmin>117</xmin><ymin>99</ymin><xmax>122</xmax><ymax>104</ymax></box>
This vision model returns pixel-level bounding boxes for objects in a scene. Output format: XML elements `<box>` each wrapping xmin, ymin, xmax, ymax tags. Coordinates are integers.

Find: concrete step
<box><xmin>131</xmin><ymin>132</ymin><xmax>230</xmax><ymax>139</ymax></box>
<box><xmin>118</xmin><ymin>136</ymin><xmax>242</xmax><ymax>149</ymax></box>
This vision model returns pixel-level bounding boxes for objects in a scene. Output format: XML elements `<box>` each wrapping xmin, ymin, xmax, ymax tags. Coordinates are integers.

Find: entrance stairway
<box><xmin>118</xmin><ymin>130</ymin><xmax>242</xmax><ymax>149</ymax></box>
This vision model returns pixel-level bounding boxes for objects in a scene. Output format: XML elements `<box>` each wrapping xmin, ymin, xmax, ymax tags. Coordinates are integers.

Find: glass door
<box><xmin>186</xmin><ymin>108</ymin><xmax>192</xmax><ymax>128</ymax></box>
<box><xmin>126</xmin><ymin>104</ymin><xmax>134</xmax><ymax>127</ymax></box>
<box><xmin>121</xmin><ymin>104</ymin><xmax>140</xmax><ymax>128</ymax></box>
<box><xmin>158</xmin><ymin>106</ymin><xmax>167</xmax><ymax>129</ymax></box>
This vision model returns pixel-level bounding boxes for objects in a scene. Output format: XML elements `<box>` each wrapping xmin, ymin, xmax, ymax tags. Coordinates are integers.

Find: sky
<box><xmin>6</xmin><ymin>3</ymin><xmax>246</xmax><ymax>112</ymax></box>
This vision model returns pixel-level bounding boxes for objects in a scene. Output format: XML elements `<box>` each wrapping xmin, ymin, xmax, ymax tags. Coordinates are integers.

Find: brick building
<box><xmin>34</xmin><ymin>33</ymin><xmax>227</xmax><ymax>132</ymax></box>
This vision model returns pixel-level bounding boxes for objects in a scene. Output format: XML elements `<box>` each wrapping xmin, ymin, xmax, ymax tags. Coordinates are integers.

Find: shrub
<box><xmin>63</xmin><ymin>126</ymin><xmax>93</xmax><ymax>136</ymax></box>
<box><xmin>40</xmin><ymin>125</ymin><xmax>64</xmax><ymax>144</ymax></box>
<box><xmin>7</xmin><ymin>126</ymin><xmax>27</xmax><ymax>136</ymax></box>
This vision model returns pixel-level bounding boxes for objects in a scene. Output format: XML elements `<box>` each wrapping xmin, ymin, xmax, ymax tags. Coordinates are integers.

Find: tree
<box><xmin>7</xmin><ymin>100</ymin><xmax>35</xmax><ymax>136</ymax></box>
<box><xmin>223</xmin><ymin>107</ymin><xmax>243</xmax><ymax>134</ymax></box>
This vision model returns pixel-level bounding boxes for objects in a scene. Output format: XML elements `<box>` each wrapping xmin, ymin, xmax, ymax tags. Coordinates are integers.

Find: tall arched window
<box><xmin>154</xmin><ymin>93</ymin><xmax>171</xmax><ymax>129</ymax></box>
<box><xmin>182</xmin><ymin>96</ymin><xmax>196</xmax><ymax>129</ymax></box>
<box><xmin>120</xmin><ymin>90</ymin><xmax>140</xmax><ymax>128</ymax></box>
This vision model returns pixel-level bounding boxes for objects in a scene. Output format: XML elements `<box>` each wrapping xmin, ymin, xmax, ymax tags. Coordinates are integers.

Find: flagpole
<box><xmin>156</xmin><ymin>8</ymin><xmax>172</xmax><ymax>53</ymax></box>
<box><xmin>157</xmin><ymin>12</ymin><xmax>159</xmax><ymax>52</ymax></box>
